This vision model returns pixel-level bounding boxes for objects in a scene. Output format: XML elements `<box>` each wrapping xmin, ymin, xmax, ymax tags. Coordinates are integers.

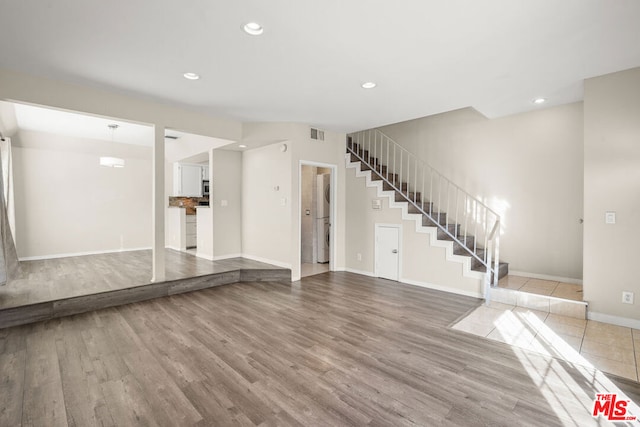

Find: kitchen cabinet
<box><xmin>173</xmin><ymin>163</ymin><xmax>206</xmax><ymax>197</ymax></box>
<box><xmin>186</xmin><ymin>214</ymin><xmax>197</xmax><ymax>248</ymax></box>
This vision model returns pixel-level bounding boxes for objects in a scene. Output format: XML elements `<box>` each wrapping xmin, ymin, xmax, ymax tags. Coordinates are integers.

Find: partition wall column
<box><xmin>152</xmin><ymin>124</ymin><xmax>165</xmax><ymax>282</ymax></box>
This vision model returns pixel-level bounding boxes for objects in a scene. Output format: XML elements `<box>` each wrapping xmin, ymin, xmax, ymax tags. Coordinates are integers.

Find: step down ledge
<box><xmin>489</xmin><ymin>287</ymin><xmax>588</xmax><ymax>320</ymax></box>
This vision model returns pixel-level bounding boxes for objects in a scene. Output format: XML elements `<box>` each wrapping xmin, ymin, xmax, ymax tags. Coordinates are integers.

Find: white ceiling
<box><xmin>11</xmin><ymin>102</ymin><xmax>155</xmax><ymax>146</ymax></box>
<box><xmin>3</xmin><ymin>101</ymin><xmax>235</xmax><ymax>155</ymax></box>
<box><xmin>1</xmin><ymin>0</ymin><xmax>639</xmax><ymax>133</ymax></box>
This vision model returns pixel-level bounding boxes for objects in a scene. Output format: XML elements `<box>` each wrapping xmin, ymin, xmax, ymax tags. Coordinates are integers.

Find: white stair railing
<box><xmin>348</xmin><ymin>129</ymin><xmax>501</xmax><ymax>286</ymax></box>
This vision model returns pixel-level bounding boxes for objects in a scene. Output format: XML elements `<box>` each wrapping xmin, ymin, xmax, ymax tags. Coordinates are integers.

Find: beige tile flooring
<box><xmin>301</xmin><ymin>262</ymin><xmax>330</xmax><ymax>278</ymax></box>
<box><xmin>452</xmin><ymin>302</ymin><xmax>640</xmax><ymax>382</ymax></box>
<box><xmin>498</xmin><ymin>275</ymin><xmax>583</xmax><ymax>301</ymax></box>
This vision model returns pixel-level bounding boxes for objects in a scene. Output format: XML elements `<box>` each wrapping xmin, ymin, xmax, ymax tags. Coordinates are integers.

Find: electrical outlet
<box><xmin>622</xmin><ymin>291</ymin><xmax>634</xmax><ymax>304</ymax></box>
<box><xmin>357</xmin><ymin>253</ymin><xmax>362</xmax><ymax>262</ymax></box>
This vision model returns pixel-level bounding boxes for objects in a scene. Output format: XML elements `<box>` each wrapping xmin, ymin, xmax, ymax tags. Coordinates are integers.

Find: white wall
<box><xmin>211</xmin><ymin>149</ymin><xmax>242</xmax><ymax>257</ymax></box>
<box><xmin>241</xmin><ymin>122</ymin><xmax>347</xmax><ymax>278</ymax></box>
<box><xmin>13</xmin><ymin>130</ymin><xmax>152</xmax><ymax>258</ymax></box>
<box><xmin>345</xmin><ymin>165</ymin><xmax>484</xmax><ymax>296</ymax></box>
<box><xmin>584</xmin><ymin>67</ymin><xmax>640</xmax><ymax>324</ymax></box>
<box><xmin>242</xmin><ymin>141</ymin><xmax>292</xmax><ymax>267</ymax></box>
<box><xmin>377</xmin><ymin>104</ymin><xmax>584</xmax><ymax>280</ymax></box>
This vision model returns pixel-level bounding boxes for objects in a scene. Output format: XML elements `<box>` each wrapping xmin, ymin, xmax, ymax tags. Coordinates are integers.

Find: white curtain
<box><xmin>1</xmin><ymin>137</ymin><xmax>15</xmax><ymax>242</ymax></box>
<box><xmin>0</xmin><ymin>136</ymin><xmax>18</xmax><ymax>285</ymax></box>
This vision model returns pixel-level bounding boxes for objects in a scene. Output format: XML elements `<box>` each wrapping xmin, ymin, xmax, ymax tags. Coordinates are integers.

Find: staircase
<box><xmin>346</xmin><ymin>129</ymin><xmax>508</xmax><ymax>290</ymax></box>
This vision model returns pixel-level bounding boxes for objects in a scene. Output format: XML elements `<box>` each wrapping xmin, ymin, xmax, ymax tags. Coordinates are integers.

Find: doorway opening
<box><xmin>300</xmin><ymin>162</ymin><xmax>335</xmax><ymax>278</ymax></box>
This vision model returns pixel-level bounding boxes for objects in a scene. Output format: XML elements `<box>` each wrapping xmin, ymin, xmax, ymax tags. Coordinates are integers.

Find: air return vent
<box><xmin>310</xmin><ymin>128</ymin><xmax>325</xmax><ymax>141</ymax></box>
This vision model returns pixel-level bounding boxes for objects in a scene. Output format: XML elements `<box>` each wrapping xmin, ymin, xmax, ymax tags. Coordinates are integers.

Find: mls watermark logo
<box><xmin>592</xmin><ymin>393</ymin><xmax>637</xmax><ymax>421</ymax></box>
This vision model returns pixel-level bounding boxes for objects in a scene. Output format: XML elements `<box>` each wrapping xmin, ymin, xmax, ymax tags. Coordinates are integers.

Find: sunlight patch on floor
<box><xmin>453</xmin><ymin>303</ymin><xmax>640</xmax><ymax>424</ymax></box>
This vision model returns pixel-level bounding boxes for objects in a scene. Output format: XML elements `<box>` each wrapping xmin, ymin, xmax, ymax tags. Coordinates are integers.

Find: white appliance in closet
<box><xmin>316</xmin><ymin>174</ymin><xmax>331</xmax><ymax>263</ymax></box>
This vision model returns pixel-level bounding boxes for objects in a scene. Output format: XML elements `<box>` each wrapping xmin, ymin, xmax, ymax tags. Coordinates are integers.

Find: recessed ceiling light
<box><xmin>238</xmin><ymin>144</ymin><xmax>248</xmax><ymax>148</ymax></box>
<box><xmin>361</xmin><ymin>82</ymin><xmax>377</xmax><ymax>89</ymax></box>
<box><xmin>183</xmin><ymin>72</ymin><xmax>200</xmax><ymax>80</ymax></box>
<box><xmin>533</xmin><ymin>97</ymin><xmax>546</xmax><ymax>104</ymax></box>
<box><xmin>243</xmin><ymin>22</ymin><xmax>264</xmax><ymax>36</ymax></box>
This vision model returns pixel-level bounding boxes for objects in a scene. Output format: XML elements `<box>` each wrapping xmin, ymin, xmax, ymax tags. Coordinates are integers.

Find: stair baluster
<box><xmin>347</xmin><ymin>129</ymin><xmax>503</xmax><ymax>286</ymax></box>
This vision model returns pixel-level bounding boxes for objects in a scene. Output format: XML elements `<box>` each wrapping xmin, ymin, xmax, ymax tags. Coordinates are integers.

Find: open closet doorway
<box><xmin>300</xmin><ymin>162</ymin><xmax>335</xmax><ymax>278</ymax></box>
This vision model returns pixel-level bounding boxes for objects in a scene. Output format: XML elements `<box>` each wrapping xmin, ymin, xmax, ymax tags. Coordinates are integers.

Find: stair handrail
<box><xmin>347</xmin><ymin>128</ymin><xmax>501</xmax><ymax>286</ymax></box>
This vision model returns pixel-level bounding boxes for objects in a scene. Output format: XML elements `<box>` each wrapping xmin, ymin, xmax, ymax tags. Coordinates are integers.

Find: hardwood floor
<box><xmin>1</xmin><ymin>272</ymin><xmax>637</xmax><ymax>426</ymax></box>
<box><xmin>0</xmin><ymin>250</ymin><xmax>284</xmax><ymax>310</ymax></box>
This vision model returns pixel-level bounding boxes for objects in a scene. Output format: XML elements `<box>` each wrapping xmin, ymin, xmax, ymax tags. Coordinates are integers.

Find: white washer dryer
<box><xmin>316</xmin><ymin>217</ymin><xmax>330</xmax><ymax>263</ymax></box>
<box><xmin>316</xmin><ymin>174</ymin><xmax>331</xmax><ymax>219</ymax></box>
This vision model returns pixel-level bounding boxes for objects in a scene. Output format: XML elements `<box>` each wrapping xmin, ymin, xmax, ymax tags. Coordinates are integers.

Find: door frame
<box><xmin>374</xmin><ymin>223</ymin><xmax>402</xmax><ymax>280</ymax></box>
<box><xmin>298</xmin><ymin>160</ymin><xmax>337</xmax><ymax>278</ymax></box>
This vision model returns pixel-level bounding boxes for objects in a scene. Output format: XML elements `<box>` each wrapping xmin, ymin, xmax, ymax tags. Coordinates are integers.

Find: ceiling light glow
<box><xmin>533</xmin><ymin>97</ymin><xmax>546</xmax><ymax>104</ymax></box>
<box><xmin>238</xmin><ymin>144</ymin><xmax>248</xmax><ymax>148</ymax></box>
<box><xmin>183</xmin><ymin>72</ymin><xmax>200</xmax><ymax>80</ymax></box>
<box><xmin>243</xmin><ymin>22</ymin><xmax>264</xmax><ymax>36</ymax></box>
<box><xmin>100</xmin><ymin>156</ymin><xmax>125</xmax><ymax>168</ymax></box>
<box><xmin>361</xmin><ymin>82</ymin><xmax>377</xmax><ymax>89</ymax></box>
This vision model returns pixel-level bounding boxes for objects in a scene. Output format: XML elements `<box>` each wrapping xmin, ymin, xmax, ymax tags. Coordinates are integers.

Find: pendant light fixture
<box><xmin>100</xmin><ymin>124</ymin><xmax>125</xmax><ymax>168</ymax></box>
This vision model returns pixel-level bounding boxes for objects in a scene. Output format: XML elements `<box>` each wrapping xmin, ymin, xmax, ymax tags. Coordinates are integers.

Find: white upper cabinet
<box><xmin>173</xmin><ymin>163</ymin><xmax>205</xmax><ymax>196</ymax></box>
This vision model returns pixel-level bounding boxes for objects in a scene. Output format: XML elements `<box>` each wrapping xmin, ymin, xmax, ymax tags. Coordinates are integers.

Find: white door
<box><xmin>376</xmin><ymin>225</ymin><xmax>400</xmax><ymax>281</ymax></box>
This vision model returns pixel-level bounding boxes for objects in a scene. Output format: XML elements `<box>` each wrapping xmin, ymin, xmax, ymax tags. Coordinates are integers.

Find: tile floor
<box><xmin>452</xmin><ymin>303</ymin><xmax>640</xmax><ymax>382</ymax></box>
<box><xmin>498</xmin><ymin>275</ymin><xmax>583</xmax><ymax>301</ymax></box>
<box><xmin>301</xmin><ymin>262</ymin><xmax>330</xmax><ymax>278</ymax></box>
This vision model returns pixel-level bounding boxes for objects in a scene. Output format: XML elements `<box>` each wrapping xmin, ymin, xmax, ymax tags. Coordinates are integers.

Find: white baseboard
<box><xmin>165</xmin><ymin>245</ymin><xmax>183</xmax><ymax>252</ymax></box>
<box><xmin>340</xmin><ymin>268</ymin><xmax>483</xmax><ymax>298</ymax></box>
<box><xmin>195</xmin><ymin>253</ymin><xmax>214</xmax><ymax>261</ymax></box>
<box><xmin>400</xmin><ymin>277</ymin><xmax>483</xmax><ymax>299</ymax></box>
<box><xmin>509</xmin><ymin>270</ymin><xmax>583</xmax><ymax>285</ymax></box>
<box><xmin>342</xmin><ymin>267</ymin><xmax>376</xmax><ymax>277</ymax></box>
<box><xmin>588</xmin><ymin>311</ymin><xmax>640</xmax><ymax>329</ymax></box>
<box><xmin>241</xmin><ymin>254</ymin><xmax>292</xmax><ymax>269</ymax></box>
<box><xmin>19</xmin><ymin>247</ymin><xmax>152</xmax><ymax>261</ymax></box>
<box><xmin>212</xmin><ymin>253</ymin><xmax>243</xmax><ymax>261</ymax></box>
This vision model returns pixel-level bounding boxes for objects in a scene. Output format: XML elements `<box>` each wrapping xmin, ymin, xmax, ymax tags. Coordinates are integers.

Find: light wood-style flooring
<box><xmin>0</xmin><ymin>250</ymin><xmax>282</xmax><ymax>310</ymax></box>
<box><xmin>1</xmin><ymin>272</ymin><xmax>638</xmax><ymax>426</ymax></box>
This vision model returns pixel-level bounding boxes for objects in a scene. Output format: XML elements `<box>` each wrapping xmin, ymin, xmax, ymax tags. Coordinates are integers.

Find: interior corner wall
<box><xmin>377</xmin><ymin>103</ymin><xmax>584</xmax><ymax>280</ymax></box>
<box><xmin>583</xmin><ymin>67</ymin><xmax>640</xmax><ymax>322</ymax></box>
<box><xmin>13</xmin><ymin>130</ymin><xmax>152</xmax><ymax>259</ymax></box>
<box><xmin>211</xmin><ymin>149</ymin><xmax>242</xmax><ymax>257</ymax></box>
<box><xmin>242</xmin><ymin>142</ymin><xmax>292</xmax><ymax>267</ymax></box>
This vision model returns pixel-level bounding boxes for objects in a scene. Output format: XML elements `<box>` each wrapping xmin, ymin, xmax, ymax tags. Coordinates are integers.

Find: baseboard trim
<box><xmin>340</xmin><ymin>268</ymin><xmax>483</xmax><ymax>298</ymax></box>
<box><xmin>19</xmin><ymin>247</ymin><xmax>153</xmax><ymax>261</ymax></box>
<box><xmin>195</xmin><ymin>253</ymin><xmax>215</xmax><ymax>261</ymax></box>
<box><xmin>588</xmin><ymin>311</ymin><xmax>640</xmax><ymax>329</ymax></box>
<box><xmin>241</xmin><ymin>254</ymin><xmax>292</xmax><ymax>269</ymax></box>
<box><xmin>509</xmin><ymin>270</ymin><xmax>583</xmax><ymax>285</ymax></box>
<box><xmin>212</xmin><ymin>253</ymin><xmax>243</xmax><ymax>261</ymax></box>
<box><xmin>400</xmin><ymin>277</ymin><xmax>483</xmax><ymax>299</ymax></box>
<box><xmin>342</xmin><ymin>267</ymin><xmax>376</xmax><ymax>277</ymax></box>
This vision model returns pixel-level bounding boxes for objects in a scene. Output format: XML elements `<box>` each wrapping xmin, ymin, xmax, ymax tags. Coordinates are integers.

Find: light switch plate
<box><xmin>221</xmin><ymin>200</ymin><xmax>228</xmax><ymax>207</ymax></box>
<box><xmin>605</xmin><ymin>211</ymin><xmax>616</xmax><ymax>224</ymax></box>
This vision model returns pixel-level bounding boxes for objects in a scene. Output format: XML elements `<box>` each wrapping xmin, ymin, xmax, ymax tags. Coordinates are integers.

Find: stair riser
<box><xmin>348</xmin><ymin>142</ymin><xmax>509</xmax><ymax>279</ymax></box>
<box><xmin>395</xmin><ymin>193</ymin><xmax>422</xmax><ymax>203</ymax></box>
<box><xmin>422</xmin><ymin>213</ymin><xmax>447</xmax><ymax>227</ymax></box>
